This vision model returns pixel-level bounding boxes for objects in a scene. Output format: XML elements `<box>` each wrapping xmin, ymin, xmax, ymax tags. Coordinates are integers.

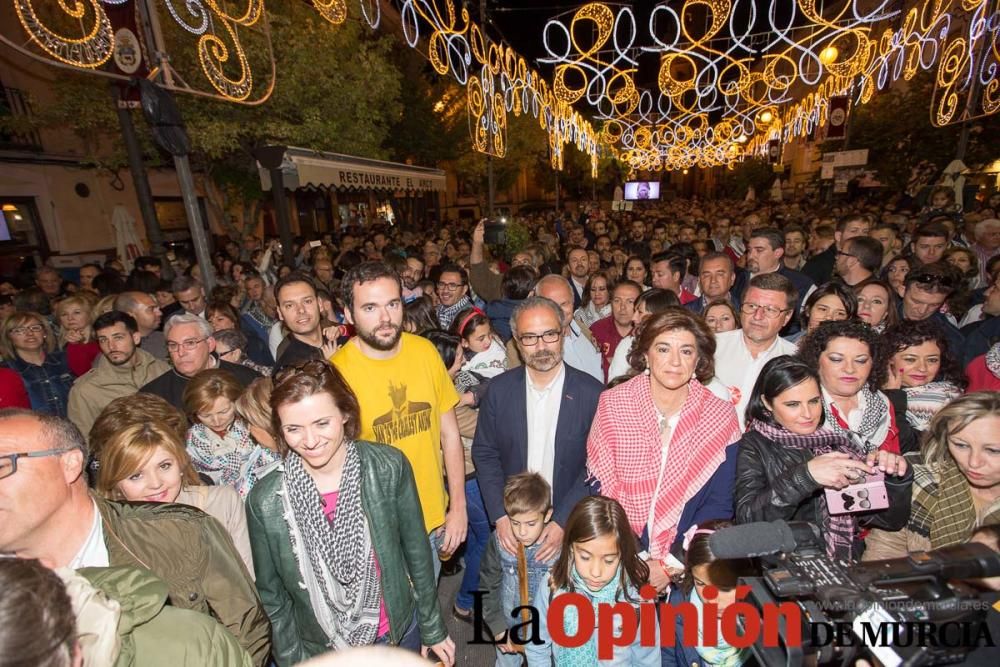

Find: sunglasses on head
<box><xmin>910</xmin><ymin>273</ymin><xmax>957</xmax><ymax>290</ymax></box>
<box><xmin>273</xmin><ymin>359</ymin><xmax>334</xmax><ymax>384</ymax></box>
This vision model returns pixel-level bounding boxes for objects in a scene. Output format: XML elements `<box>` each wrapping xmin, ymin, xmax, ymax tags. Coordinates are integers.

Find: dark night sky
<box><xmin>475</xmin><ymin>0</ymin><xmax>805</xmax><ymax>92</ymax></box>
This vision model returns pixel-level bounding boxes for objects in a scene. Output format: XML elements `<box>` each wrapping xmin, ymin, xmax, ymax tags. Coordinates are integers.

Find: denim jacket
<box><xmin>5</xmin><ymin>351</ymin><xmax>74</xmax><ymax>417</ymax></box>
<box><xmin>478</xmin><ymin>533</ymin><xmax>555</xmax><ymax>634</ymax></box>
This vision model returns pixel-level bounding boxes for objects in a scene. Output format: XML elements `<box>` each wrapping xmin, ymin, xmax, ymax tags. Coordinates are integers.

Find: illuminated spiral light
<box><xmin>165</xmin><ymin>0</ymin><xmax>211</xmax><ymax>35</ymax></box>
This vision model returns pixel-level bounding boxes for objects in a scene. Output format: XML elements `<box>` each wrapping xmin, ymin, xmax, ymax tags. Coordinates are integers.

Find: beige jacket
<box><xmin>176</xmin><ymin>485</ymin><xmax>255</xmax><ymax>577</ymax></box>
<box><xmin>68</xmin><ymin>348</ymin><xmax>170</xmax><ymax>440</ymax></box>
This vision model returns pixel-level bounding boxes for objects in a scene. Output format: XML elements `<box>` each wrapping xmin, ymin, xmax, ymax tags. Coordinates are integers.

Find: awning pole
<box><xmin>255</xmin><ymin>146</ymin><xmax>295</xmax><ymax>267</ymax></box>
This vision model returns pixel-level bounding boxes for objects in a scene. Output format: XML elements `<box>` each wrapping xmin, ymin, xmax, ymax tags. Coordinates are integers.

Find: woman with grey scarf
<box><xmin>246</xmin><ymin>360</ymin><xmax>455</xmax><ymax>666</ymax></box>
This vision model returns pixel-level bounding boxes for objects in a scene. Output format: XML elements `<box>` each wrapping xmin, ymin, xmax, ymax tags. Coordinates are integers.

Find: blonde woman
<box><xmin>55</xmin><ymin>293</ymin><xmax>100</xmax><ymax>375</ymax></box>
<box><xmin>96</xmin><ymin>420</ymin><xmax>255</xmax><ymax>576</ymax></box>
<box><xmin>864</xmin><ymin>392</ymin><xmax>1000</xmax><ymax>560</ymax></box>
<box><xmin>0</xmin><ymin>311</ymin><xmax>74</xmax><ymax>416</ymax></box>
<box><xmin>235</xmin><ymin>376</ymin><xmax>279</xmax><ymax>451</ymax></box>
<box><xmin>183</xmin><ymin>369</ymin><xmax>279</xmax><ymax>499</ymax></box>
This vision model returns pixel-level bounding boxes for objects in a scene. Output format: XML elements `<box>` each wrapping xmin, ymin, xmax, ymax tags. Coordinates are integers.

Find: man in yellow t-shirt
<box><xmin>332</xmin><ymin>262</ymin><xmax>467</xmax><ymax>573</ymax></box>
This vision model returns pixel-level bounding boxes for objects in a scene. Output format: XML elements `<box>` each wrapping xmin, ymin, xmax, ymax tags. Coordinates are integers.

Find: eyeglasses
<box><xmin>835</xmin><ymin>250</ymin><xmax>856</xmax><ymax>259</ymax></box>
<box><xmin>437</xmin><ymin>282</ymin><xmax>465</xmax><ymax>291</ymax></box>
<box><xmin>9</xmin><ymin>324</ymin><xmax>43</xmax><ymax>336</ymax></box>
<box><xmin>517</xmin><ymin>330</ymin><xmax>561</xmax><ymax>346</ymax></box>
<box><xmin>740</xmin><ymin>303</ymin><xmax>791</xmax><ymax>319</ymax></box>
<box><xmin>0</xmin><ymin>447</ymin><xmax>78</xmax><ymax>481</ymax></box>
<box><xmin>166</xmin><ymin>337</ymin><xmax>208</xmax><ymax>353</ymax></box>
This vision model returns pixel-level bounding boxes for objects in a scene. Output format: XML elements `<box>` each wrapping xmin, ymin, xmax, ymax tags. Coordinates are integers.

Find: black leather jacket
<box><xmin>734</xmin><ymin>430</ymin><xmax>913</xmax><ymax>559</ymax></box>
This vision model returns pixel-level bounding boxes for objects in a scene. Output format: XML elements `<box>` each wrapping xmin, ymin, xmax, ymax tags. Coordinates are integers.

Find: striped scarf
<box><xmin>186</xmin><ymin>419</ymin><xmax>279</xmax><ymax>499</ymax></box>
<box><xmin>437</xmin><ymin>295</ymin><xmax>472</xmax><ymax>329</ymax></box>
<box><xmin>903</xmin><ymin>381</ymin><xmax>963</xmax><ymax>431</ymax></box>
<box><xmin>822</xmin><ymin>385</ymin><xmax>891</xmax><ymax>455</ymax></box>
<box><xmin>908</xmin><ymin>457</ymin><xmax>1000</xmax><ymax>549</ymax></box>
<box><xmin>281</xmin><ymin>444</ymin><xmax>382</xmax><ymax>649</ymax></box>
<box><xmin>750</xmin><ymin>420</ymin><xmax>859</xmax><ymax>560</ymax></box>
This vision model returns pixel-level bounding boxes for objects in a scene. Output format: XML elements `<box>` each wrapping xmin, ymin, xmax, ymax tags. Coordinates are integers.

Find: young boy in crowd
<box><xmin>477</xmin><ymin>472</ymin><xmax>557</xmax><ymax>665</ymax></box>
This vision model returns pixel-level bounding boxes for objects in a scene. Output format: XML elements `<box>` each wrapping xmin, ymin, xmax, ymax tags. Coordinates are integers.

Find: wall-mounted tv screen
<box><xmin>623</xmin><ymin>181</ymin><xmax>660</xmax><ymax>200</ymax></box>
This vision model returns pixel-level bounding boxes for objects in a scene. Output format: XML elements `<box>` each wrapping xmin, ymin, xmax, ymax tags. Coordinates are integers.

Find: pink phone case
<box><xmin>825</xmin><ymin>471</ymin><xmax>889</xmax><ymax>514</ymax></box>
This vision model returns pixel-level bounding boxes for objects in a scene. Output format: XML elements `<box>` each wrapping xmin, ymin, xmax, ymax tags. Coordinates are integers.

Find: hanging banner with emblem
<box><xmin>103</xmin><ymin>0</ymin><xmax>151</xmax><ymax>108</ymax></box>
<box><xmin>826</xmin><ymin>96</ymin><xmax>850</xmax><ymax>139</ymax></box>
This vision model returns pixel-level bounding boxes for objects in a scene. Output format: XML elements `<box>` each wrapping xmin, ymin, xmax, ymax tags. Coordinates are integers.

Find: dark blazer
<box><xmin>802</xmin><ymin>244</ymin><xmax>837</xmax><ymax>285</ymax></box>
<box><xmin>630</xmin><ymin>443</ymin><xmax>739</xmax><ymax>560</ymax></box>
<box><xmin>472</xmin><ymin>364</ymin><xmax>603</xmax><ymax>527</ymax></box>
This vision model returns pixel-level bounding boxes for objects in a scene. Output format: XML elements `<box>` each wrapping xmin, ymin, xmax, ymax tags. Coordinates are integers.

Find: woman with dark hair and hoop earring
<box><xmin>246</xmin><ymin>361</ymin><xmax>455</xmax><ymax>665</ymax></box>
<box><xmin>796</xmin><ymin>319</ymin><xmax>919</xmax><ymax>454</ymax></box>
<box><xmin>852</xmin><ymin>277</ymin><xmax>898</xmax><ymax>332</ymax></box>
<box><xmin>882</xmin><ymin>320</ymin><xmax>967</xmax><ymax>431</ymax></box>
<box><xmin>786</xmin><ymin>282</ymin><xmax>858</xmax><ymax>344</ymax></box>
<box><xmin>734</xmin><ymin>356</ymin><xmax>912</xmax><ymax>561</ymax></box>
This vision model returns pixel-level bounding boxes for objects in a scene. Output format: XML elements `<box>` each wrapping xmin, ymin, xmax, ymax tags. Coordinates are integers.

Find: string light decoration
<box><xmin>6</xmin><ymin>0</ymin><xmax>996</xmax><ymax>171</ymax></box>
<box><xmin>538</xmin><ymin>0</ymin><xmax>999</xmax><ymax>170</ymax></box>
<box><xmin>384</xmin><ymin>0</ymin><xmax>600</xmax><ymax>170</ymax></box>
<box><xmin>12</xmin><ymin>0</ymin><xmax>114</xmax><ymax>69</ymax></box>
<box><xmin>4</xmin><ymin>0</ymin><xmax>276</xmax><ymax>104</ymax></box>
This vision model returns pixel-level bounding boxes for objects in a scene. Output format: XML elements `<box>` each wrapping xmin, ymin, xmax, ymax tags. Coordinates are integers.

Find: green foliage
<box><xmin>719</xmin><ymin>157</ymin><xmax>774</xmax><ymax>198</ymax></box>
<box><xmin>452</xmin><ymin>112</ymin><xmax>550</xmax><ymax>203</ymax></box>
<box><xmin>32</xmin><ymin>4</ymin><xmax>403</xmax><ymax>241</ymax></box>
<box><xmin>384</xmin><ymin>56</ymin><xmax>464</xmax><ymax>166</ymax></box>
<box><xmin>501</xmin><ymin>219</ymin><xmax>532</xmax><ymax>257</ymax></box>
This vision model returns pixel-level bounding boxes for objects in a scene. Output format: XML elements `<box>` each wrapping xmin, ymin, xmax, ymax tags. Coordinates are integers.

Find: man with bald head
<box><xmin>114</xmin><ymin>290</ymin><xmax>167</xmax><ymax>360</ymax></box>
<box><xmin>534</xmin><ymin>274</ymin><xmax>603</xmax><ymax>382</ymax></box>
<box><xmin>0</xmin><ymin>409</ymin><xmax>271</xmax><ymax>664</ymax></box>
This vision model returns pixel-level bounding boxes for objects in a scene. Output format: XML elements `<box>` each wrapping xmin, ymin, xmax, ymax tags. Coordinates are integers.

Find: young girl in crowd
<box><xmin>661</xmin><ymin>520</ymin><xmax>756</xmax><ymax>667</ymax></box>
<box><xmin>95</xmin><ymin>419</ymin><xmax>255</xmax><ymax>576</ymax></box>
<box><xmin>450</xmin><ymin>306</ymin><xmax>507</xmax><ymax>406</ymax></box>
<box><xmin>182</xmin><ymin>369</ymin><xmax>280</xmax><ymax>499</ymax></box>
<box><xmin>526</xmin><ymin>495</ymin><xmax>660</xmax><ymax>666</ymax></box>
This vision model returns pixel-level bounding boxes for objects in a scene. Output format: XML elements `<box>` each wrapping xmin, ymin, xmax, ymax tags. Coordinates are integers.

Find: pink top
<box><xmin>321</xmin><ymin>491</ymin><xmax>390</xmax><ymax>639</ymax></box>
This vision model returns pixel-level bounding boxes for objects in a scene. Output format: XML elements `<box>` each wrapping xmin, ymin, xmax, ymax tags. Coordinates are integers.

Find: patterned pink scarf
<box><xmin>587</xmin><ymin>375</ymin><xmax>741</xmax><ymax>557</ymax></box>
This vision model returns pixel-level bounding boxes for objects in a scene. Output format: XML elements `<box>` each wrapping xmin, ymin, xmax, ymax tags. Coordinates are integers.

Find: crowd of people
<box><xmin>1</xmin><ymin>188</ymin><xmax>999</xmax><ymax>666</ymax></box>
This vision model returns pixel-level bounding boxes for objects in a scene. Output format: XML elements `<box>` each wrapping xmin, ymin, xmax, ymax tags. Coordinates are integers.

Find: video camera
<box><xmin>709</xmin><ymin>521</ymin><xmax>1000</xmax><ymax>667</ymax></box>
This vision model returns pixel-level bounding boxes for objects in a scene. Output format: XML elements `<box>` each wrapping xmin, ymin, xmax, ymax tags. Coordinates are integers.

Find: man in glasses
<box><xmin>803</xmin><ymin>215</ymin><xmax>871</xmax><ymax>284</ymax></box>
<box><xmin>140</xmin><ymin>313</ymin><xmax>260</xmax><ymax>411</ymax></box>
<box><xmin>67</xmin><ymin>311</ymin><xmax>169</xmax><ymax>440</ymax></box>
<box><xmin>900</xmin><ymin>262</ymin><xmax>965</xmax><ymax>355</ymax></box>
<box><xmin>472</xmin><ymin>296</ymin><xmax>603</xmax><ymax>566</ymax></box>
<box><xmin>435</xmin><ymin>263</ymin><xmax>473</xmax><ymax>329</ymax></box>
<box><xmin>714</xmin><ymin>273</ymin><xmax>799</xmax><ymax>428</ymax></box>
<box><xmin>834</xmin><ymin>236</ymin><xmax>882</xmax><ymax>287</ymax></box>
<box><xmin>0</xmin><ymin>409</ymin><xmax>271</xmax><ymax>664</ymax></box>
<box><xmin>739</xmin><ymin>227</ymin><xmax>815</xmax><ymax>335</ymax></box>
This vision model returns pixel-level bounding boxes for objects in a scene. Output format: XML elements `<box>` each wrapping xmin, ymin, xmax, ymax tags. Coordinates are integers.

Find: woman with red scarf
<box><xmin>586</xmin><ymin>308</ymin><xmax>741</xmax><ymax>595</ymax></box>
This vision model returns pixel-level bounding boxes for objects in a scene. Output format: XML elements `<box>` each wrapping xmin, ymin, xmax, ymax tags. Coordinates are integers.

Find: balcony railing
<box><xmin>0</xmin><ymin>86</ymin><xmax>43</xmax><ymax>151</ymax></box>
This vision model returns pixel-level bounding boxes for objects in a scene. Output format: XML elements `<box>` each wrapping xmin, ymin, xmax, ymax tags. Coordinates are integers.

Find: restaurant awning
<box><xmin>257</xmin><ymin>146</ymin><xmax>447</xmax><ymax>193</ymax></box>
